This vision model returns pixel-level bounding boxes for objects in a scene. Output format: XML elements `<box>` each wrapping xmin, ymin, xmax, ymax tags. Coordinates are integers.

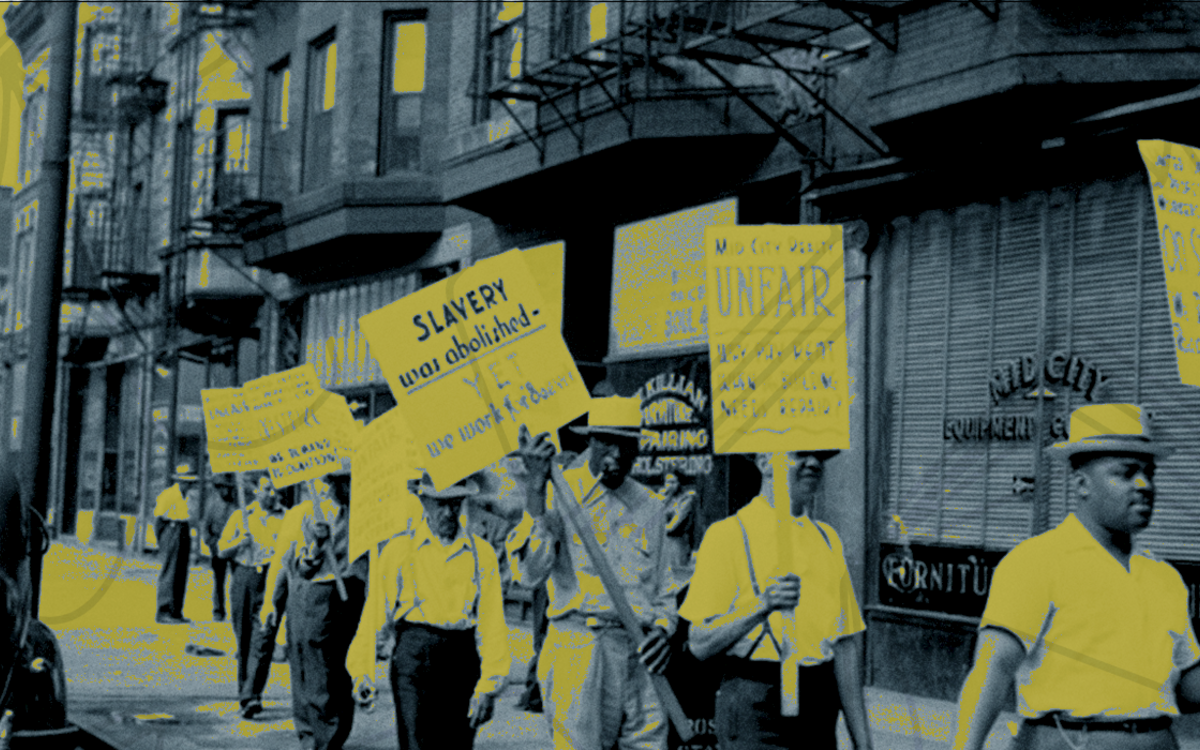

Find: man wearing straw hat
<box><xmin>260</xmin><ymin>460</ymin><xmax>367</xmax><ymax>750</ymax></box>
<box><xmin>510</xmin><ymin>394</ymin><xmax>676</xmax><ymax>750</ymax></box>
<box><xmin>153</xmin><ymin>465</ymin><xmax>200</xmax><ymax>625</ymax></box>
<box><xmin>954</xmin><ymin>403</ymin><xmax>1200</xmax><ymax>750</ymax></box>
<box><xmin>348</xmin><ymin>469</ymin><xmax>510</xmax><ymax>750</ymax></box>
<box><xmin>680</xmin><ymin>450</ymin><xmax>873</xmax><ymax>750</ymax></box>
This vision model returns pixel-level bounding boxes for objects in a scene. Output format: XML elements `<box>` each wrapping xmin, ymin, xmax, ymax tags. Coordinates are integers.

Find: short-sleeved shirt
<box><xmin>679</xmin><ymin>496</ymin><xmax>866</xmax><ymax>665</ymax></box>
<box><xmin>153</xmin><ymin>483</ymin><xmax>190</xmax><ymax>521</ymax></box>
<box><xmin>980</xmin><ymin>513</ymin><xmax>1200</xmax><ymax>719</ymax></box>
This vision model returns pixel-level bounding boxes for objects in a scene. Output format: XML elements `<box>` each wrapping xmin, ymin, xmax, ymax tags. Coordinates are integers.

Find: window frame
<box><xmin>379</xmin><ymin>10</ymin><xmax>428</xmax><ymax>175</ymax></box>
<box><xmin>476</xmin><ymin>1</ymin><xmax>526</xmax><ymax>123</ymax></box>
<box><xmin>303</xmin><ymin>30</ymin><xmax>337</xmax><ymax>191</ymax></box>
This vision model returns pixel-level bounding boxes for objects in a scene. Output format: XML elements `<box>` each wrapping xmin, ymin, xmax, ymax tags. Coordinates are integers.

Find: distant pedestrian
<box><xmin>261</xmin><ymin>462</ymin><xmax>367</xmax><ymax>750</ymax></box>
<box><xmin>203</xmin><ymin>476</ymin><xmax>238</xmax><ymax>622</ymax></box>
<box><xmin>154</xmin><ymin>466</ymin><xmax>198</xmax><ymax>625</ymax></box>
<box><xmin>954</xmin><ymin>404</ymin><xmax>1200</xmax><ymax>750</ymax></box>
<box><xmin>217</xmin><ymin>473</ymin><xmax>284</xmax><ymax>720</ymax></box>
<box><xmin>349</xmin><ymin>470</ymin><xmax>510</xmax><ymax>750</ymax></box>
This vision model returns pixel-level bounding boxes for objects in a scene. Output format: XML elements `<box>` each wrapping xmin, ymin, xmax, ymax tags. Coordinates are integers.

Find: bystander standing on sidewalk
<box><xmin>203</xmin><ymin>475</ymin><xmax>238</xmax><ymax>622</ymax></box>
<box><xmin>154</xmin><ymin>466</ymin><xmax>198</xmax><ymax>625</ymax></box>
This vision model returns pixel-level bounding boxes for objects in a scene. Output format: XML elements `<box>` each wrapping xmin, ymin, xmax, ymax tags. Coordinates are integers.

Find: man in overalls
<box><xmin>348</xmin><ymin>469</ymin><xmax>510</xmax><ymax>750</ymax></box>
<box><xmin>261</xmin><ymin>462</ymin><xmax>367</xmax><ymax>750</ymax></box>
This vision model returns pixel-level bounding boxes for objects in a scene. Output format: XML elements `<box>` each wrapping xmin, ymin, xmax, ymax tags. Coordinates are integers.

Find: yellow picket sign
<box><xmin>348</xmin><ymin>407</ymin><xmax>424</xmax><ymax>564</ymax></box>
<box><xmin>704</xmin><ymin>225</ymin><xmax>850</xmax><ymax>455</ymax></box>
<box><xmin>1138</xmin><ymin>140</ymin><xmax>1200</xmax><ymax>387</ymax></box>
<box><xmin>359</xmin><ymin>248</ymin><xmax>590</xmax><ymax>490</ymax></box>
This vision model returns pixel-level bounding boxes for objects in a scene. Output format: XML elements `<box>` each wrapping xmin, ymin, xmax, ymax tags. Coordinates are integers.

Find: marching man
<box><xmin>348</xmin><ymin>470</ymin><xmax>510</xmax><ymax>750</ymax></box>
<box><xmin>509</xmin><ymin>395</ymin><xmax>676</xmax><ymax>750</ymax></box>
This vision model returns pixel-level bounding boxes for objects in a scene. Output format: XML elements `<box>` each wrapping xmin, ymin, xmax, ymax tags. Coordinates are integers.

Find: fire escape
<box><xmin>486</xmin><ymin>1</ymin><xmax>995</xmax><ymax>170</ymax></box>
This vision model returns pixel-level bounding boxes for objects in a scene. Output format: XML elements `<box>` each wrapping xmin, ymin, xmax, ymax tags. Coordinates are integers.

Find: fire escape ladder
<box><xmin>824</xmin><ymin>0</ymin><xmax>899</xmax><ymax>52</ymax></box>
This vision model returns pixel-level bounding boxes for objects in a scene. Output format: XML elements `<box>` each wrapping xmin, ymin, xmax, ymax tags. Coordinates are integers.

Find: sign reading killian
<box><xmin>633</xmin><ymin>366</ymin><xmax>714</xmax><ymax>479</ymax></box>
<box><xmin>1139</xmin><ymin>140</ymin><xmax>1200</xmax><ymax>387</ymax></box>
<box><xmin>358</xmin><ymin>248</ymin><xmax>590</xmax><ymax>490</ymax></box>
<box><xmin>703</xmin><ymin>225</ymin><xmax>850</xmax><ymax>454</ymax></box>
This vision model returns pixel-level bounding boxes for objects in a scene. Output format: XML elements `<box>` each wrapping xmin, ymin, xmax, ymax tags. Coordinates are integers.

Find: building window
<box><xmin>478</xmin><ymin>1</ymin><xmax>524</xmax><ymax>121</ymax></box>
<box><xmin>20</xmin><ymin>91</ymin><xmax>45</xmax><ymax>186</ymax></box>
<box><xmin>268</xmin><ymin>60</ymin><xmax>290</xmax><ymax>132</ymax></box>
<box><xmin>381</xmin><ymin>16</ymin><xmax>426</xmax><ymax>174</ymax></box>
<box><xmin>264</xmin><ymin>59</ymin><xmax>292</xmax><ymax>197</ymax></box>
<box><xmin>550</xmin><ymin>0</ymin><xmax>607</xmax><ymax>58</ymax></box>
<box><xmin>304</xmin><ymin>34</ymin><xmax>336</xmax><ymax>191</ymax></box>
<box><xmin>215</xmin><ymin>110</ymin><xmax>250</xmax><ymax>207</ymax></box>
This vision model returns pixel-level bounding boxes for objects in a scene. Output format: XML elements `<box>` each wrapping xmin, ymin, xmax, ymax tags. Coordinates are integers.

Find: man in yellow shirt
<box><xmin>154</xmin><ymin>466</ymin><xmax>199</xmax><ymax>625</ymax></box>
<box><xmin>955</xmin><ymin>404</ymin><xmax>1200</xmax><ymax>750</ymax></box>
<box><xmin>348</xmin><ymin>470</ymin><xmax>510</xmax><ymax>750</ymax></box>
<box><xmin>260</xmin><ymin>462</ymin><xmax>367</xmax><ymax>750</ymax></box>
<box><xmin>217</xmin><ymin>473</ymin><xmax>284</xmax><ymax>720</ymax></box>
<box><xmin>680</xmin><ymin>451</ymin><xmax>873</xmax><ymax>750</ymax></box>
<box><xmin>509</xmin><ymin>396</ymin><xmax>675</xmax><ymax>750</ymax></box>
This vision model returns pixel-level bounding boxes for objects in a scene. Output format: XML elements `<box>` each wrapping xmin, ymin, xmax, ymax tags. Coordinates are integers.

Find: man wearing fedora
<box><xmin>510</xmin><ymin>395</ymin><xmax>676</xmax><ymax>750</ymax></box>
<box><xmin>954</xmin><ymin>403</ymin><xmax>1200</xmax><ymax>750</ymax></box>
<box><xmin>348</xmin><ymin>469</ymin><xmax>510</xmax><ymax>750</ymax></box>
<box><xmin>681</xmin><ymin>450</ymin><xmax>873</xmax><ymax>750</ymax></box>
<box><xmin>154</xmin><ymin>466</ymin><xmax>199</xmax><ymax>625</ymax></box>
<box><xmin>261</xmin><ymin>461</ymin><xmax>367</xmax><ymax>750</ymax></box>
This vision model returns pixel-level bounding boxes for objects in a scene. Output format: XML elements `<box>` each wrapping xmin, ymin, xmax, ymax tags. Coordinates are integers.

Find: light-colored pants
<box><xmin>538</xmin><ymin>617</ymin><xmax>667</xmax><ymax>750</ymax></box>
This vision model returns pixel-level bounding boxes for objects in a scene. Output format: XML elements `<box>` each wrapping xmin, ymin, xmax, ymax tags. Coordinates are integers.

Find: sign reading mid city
<box><xmin>1139</xmin><ymin>139</ymin><xmax>1200</xmax><ymax>387</ymax></box>
<box><xmin>703</xmin><ymin>225</ymin><xmax>850</xmax><ymax>454</ymax></box>
<box><xmin>201</xmin><ymin>363</ymin><xmax>359</xmax><ymax>487</ymax></box>
<box><xmin>359</xmin><ymin>248</ymin><xmax>590</xmax><ymax>489</ymax></box>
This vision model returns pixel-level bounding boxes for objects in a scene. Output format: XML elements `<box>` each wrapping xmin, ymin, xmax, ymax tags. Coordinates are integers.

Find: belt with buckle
<box><xmin>1026</xmin><ymin>713</ymin><xmax>1173</xmax><ymax>734</ymax></box>
<box><xmin>560</xmin><ymin>612</ymin><xmax>625</xmax><ymax>630</ymax></box>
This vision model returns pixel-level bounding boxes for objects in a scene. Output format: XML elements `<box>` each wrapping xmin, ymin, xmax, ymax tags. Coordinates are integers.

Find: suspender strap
<box><xmin>735</xmin><ymin>515</ymin><xmax>783</xmax><ymax>658</ymax></box>
<box><xmin>468</xmin><ymin>534</ymin><xmax>482</xmax><ymax>620</ymax></box>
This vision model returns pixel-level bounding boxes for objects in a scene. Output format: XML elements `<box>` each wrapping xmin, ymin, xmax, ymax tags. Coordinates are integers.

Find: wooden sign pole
<box><xmin>548</xmin><ymin>464</ymin><xmax>695</xmax><ymax>742</ymax></box>
<box><xmin>773</xmin><ymin>453</ymin><xmax>800</xmax><ymax>717</ymax></box>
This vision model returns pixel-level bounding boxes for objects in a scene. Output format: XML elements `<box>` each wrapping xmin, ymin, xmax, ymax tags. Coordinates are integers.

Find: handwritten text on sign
<box><xmin>349</xmin><ymin>407</ymin><xmax>424</xmax><ymax>564</ymax></box>
<box><xmin>1138</xmin><ymin>140</ymin><xmax>1200</xmax><ymax>387</ymax></box>
<box><xmin>358</xmin><ymin>248</ymin><xmax>590</xmax><ymax>489</ymax></box>
<box><xmin>704</xmin><ymin>225</ymin><xmax>850</xmax><ymax>454</ymax></box>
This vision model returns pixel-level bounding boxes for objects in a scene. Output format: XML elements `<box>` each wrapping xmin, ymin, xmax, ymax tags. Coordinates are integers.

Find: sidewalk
<box><xmin>40</xmin><ymin>538</ymin><xmax>1200</xmax><ymax>750</ymax></box>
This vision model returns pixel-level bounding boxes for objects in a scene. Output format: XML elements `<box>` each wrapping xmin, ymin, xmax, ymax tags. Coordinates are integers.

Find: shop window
<box><xmin>303</xmin><ymin>34</ymin><xmax>336</xmax><ymax>191</ymax></box>
<box><xmin>380</xmin><ymin>16</ymin><xmax>426</xmax><ymax>174</ymax></box>
<box><xmin>477</xmin><ymin>1</ymin><xmax>524</xmax><ymax>122</ymax></box>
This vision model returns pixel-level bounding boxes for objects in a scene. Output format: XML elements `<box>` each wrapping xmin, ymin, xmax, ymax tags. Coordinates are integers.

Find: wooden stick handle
<box><xmin>772</xmin><ymin>454</ymin><xmax>801</xmax><ymax>717</ymax></box>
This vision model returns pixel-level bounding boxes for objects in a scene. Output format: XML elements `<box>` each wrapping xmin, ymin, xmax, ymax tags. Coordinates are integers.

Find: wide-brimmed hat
<box><xmin>407</xmin><ymin>471</ymin><xmax>480</xmax><ymax>501</ymax></box>
<box><xmin>172</xmin><ymin>464</ymin><xmax>199</xmax><ymax>482</ymax></box>
<box><xmin>1045</xmin><ymin>403</ymin><xmax>1173</xmax><ymax>460</ymax></box>
<box><xmin>569</xmin><ymin>396</ymin><xmax>643</xmax><ymax>441</ymax></box>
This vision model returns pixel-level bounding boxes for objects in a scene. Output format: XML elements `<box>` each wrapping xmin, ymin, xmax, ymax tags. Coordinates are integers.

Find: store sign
<box><xmin>944</xmin><ymin>350</ymin><xmax>1106</xmax><ymax>442</ymax></box>
<box><xmin>879</xmin><ymin>543</ymin><xmax>1006</xmax><ymax>617</ymax></box>
<box><xmin>1138</xmin><ymin>140</ymin><xmax>1200</xmax><ymax>387</ymax></box>
<box><xmin>632</xmin><ymin>367</ymin><xmax>714</xmax><ymax>478</ymax></box>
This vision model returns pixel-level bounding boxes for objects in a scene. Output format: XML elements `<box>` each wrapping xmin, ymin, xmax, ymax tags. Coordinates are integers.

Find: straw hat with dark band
<box><xmin>1044</xmin><ymin>403</ymin><xmax>1173</xmax><ymax>460</ymax></box>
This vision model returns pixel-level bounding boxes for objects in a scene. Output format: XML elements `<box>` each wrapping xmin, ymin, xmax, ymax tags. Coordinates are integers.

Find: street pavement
<box><xmin>39</xmin><ymin>537</ymin><xmax>1200</xmax><ymax>750</ymax></box>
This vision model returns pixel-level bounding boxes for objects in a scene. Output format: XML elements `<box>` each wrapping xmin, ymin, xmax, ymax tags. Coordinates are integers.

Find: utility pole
<box><xmin>23</xmin><ymin>1</ymin><xmax>76</xmax><ymax>618</ymax></box>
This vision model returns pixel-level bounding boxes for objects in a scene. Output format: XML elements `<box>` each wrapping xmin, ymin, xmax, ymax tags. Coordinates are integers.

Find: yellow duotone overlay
<box><xmin>201</xmin><ymin>363</ymin><xmax>358</xmax><ymax>488</ymax></box>
<box><xmin>1138</xmin><ymin>139</ymin><xmax>1200</xmax><ymax>387</ymax></box>
<box><xmin>358</xmin><ymin>248</ymin><xmax>590</xmax><ymax>490</ymax></box>
<box><xmin>704</xmin><ymin>225</ymin><xmax>850</xmax><ymax>454</ymax></box>
<box><xmin>392</xmin><ymin>21</ymin><xmax>425</xmax><ymax>93</ymax></box>
<box><xmin>348</xmin><ymin>406</ymin><xmax>423</xmax><ymax>564</ymax></box>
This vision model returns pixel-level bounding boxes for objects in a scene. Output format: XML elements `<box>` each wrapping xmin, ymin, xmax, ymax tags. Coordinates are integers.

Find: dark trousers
<box><xmin>715</xmin><ymin>660</ymin><xmax>840</xmax><ymax>750</ymax></box>
<box><xmin>230</xmin><ymin>563</ymin><xmax>278</xmax><ymax>707</ymax></box>
<box><xmin>211</xmin><ymin>555</ymin><xmax>229</xmax><ymax>618</ymax></box>
<box><xmin>519</xmin><ymin>586</ymin><xmax>549</xmax><ymax>712</ymax></box>
<box><xmin>390</xmin><ymin>622</ymin><xmax>481</xmax><ymax>750</ymax></box>
<box><xmin>155</xmin><ymin>520</ymin><xmax>191</xmax><ymax>618</ymax></box>
<box><xmin>287</xmin><ymin>576</ymin><xmax>366</xmax><ymax>750</ymax></box>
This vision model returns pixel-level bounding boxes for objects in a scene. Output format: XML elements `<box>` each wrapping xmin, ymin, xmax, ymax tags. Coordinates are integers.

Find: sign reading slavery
<box><xmin>201</xmin><ymin>363</ymin><xmax>358</xmax><ymax>487</ymax></box>
<box><xmin>703</xmin><ymin>225</ymin><xmax>850</xmax><ymax>454</ymax></box>
<box><xmin>349</xmin><ymin>407</ymin><xmax>424</xmax><ymax>564</ymax></box>
<box><xmin>1138</xmin><ymin>140</ymin><xmax>1200</xmax><ymax>387</ymax></box>
<box><xmin>633</xmin><ymin>365</ymin><xmax>714</xmax><ymax>479</ymax></box>
<box><xmin>358</xmin><ymin>248</ymin><xmax>590</xmax><ymax>489</ymax></box>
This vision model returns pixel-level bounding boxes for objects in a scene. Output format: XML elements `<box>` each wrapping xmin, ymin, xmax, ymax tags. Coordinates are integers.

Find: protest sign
<box><xmin>201</xmin><ymin>364</ymin><xmax>358</xmax><ymax>487</ymax></box>
<box><xmin>704</xmin><ymin>225</ymin><xmax>850</xmax><ymax>455</ymax></box>
<box><xmin>521</xmin><ymin>242</ymin><xmax>565</xmax><ymax>330</ymax></box>
<box><xmin>349</xmin><ymin>407</ymin><xmax>423</xmax><ymax>564</ymax></box>
<box><xmin>358</xmin><ymin>248</ymin><xmax>590</xmax><ymax>489</ymax></box>
<box><xmin>1138</xmin><ymin>140</ymin><xmax>1200</xmax><ymax>387</ymax></box>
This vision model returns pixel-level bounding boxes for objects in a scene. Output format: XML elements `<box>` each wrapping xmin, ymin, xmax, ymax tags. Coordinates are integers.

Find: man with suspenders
<box><xmin>348</xmin><ymin>470</ymin><xmax>510</xmax><ymax>750</ymax></box>
<box><xmin>681</xmin><ymin>451</ymin><xmax>874</xmax><ymax>750</ymax></box>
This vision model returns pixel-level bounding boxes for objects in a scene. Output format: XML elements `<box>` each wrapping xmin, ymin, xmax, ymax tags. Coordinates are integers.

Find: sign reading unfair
<box><xmin>359</xmin><ymin>248</ymin><xmax>590</xmax><ymax>490</ymax></box>
<box><xmin>703</xmin><ymin>225</ymin><xmax>850</xmax><ymax>454</ymax></box>
<box><xmin>201</xmin><ymin>364</ymin><xmax>359</xmax><ymax>487</ymax></box>
<box><xmin>349</xmin><ymin>407</ymin><xmax>424</xmax><ymax>564</ymax></box>
<box><xmin>1139</xmin><ymin>140</ymin><xmax>1200</xmax><ymax>387</ymax></box>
